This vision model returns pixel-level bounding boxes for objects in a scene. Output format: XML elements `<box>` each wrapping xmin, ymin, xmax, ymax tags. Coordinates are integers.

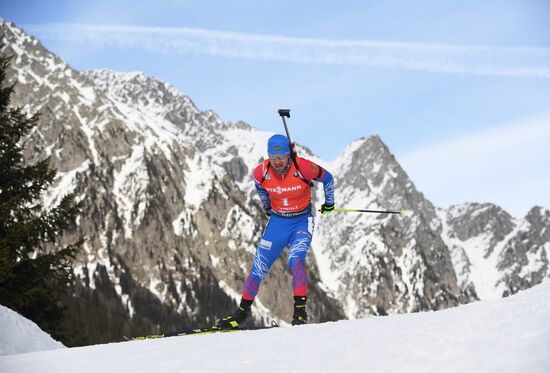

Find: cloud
<box><xmin>25</xmin><ymin>23</ymin><xmax>550</xmax><ymax>78</ymax></box>
<box><xmin>398</xmin><ymin>115</ymin><xmax>550</xmax><ymax>216</ymax></box>
<box><xmin>402</xmin><ymin>117</ymin><xmax>550</xmax><ymax>163</ymax></box>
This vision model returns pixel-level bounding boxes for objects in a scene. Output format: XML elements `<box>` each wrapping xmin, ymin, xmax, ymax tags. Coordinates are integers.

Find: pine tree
<box><xmin>0</xmin><ymin>43</ymin><xmax>83</xmax><ymax>340</ymax></box>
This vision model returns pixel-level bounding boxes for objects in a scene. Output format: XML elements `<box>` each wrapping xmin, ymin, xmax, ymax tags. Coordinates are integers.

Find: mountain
<box><xmin>438</xmin><ymin>203</ymin><xmax>550</xmax><ymax>299</ymax></box>
<box><xmin>2</xmin><ymin>279</ymin><xmax>550</xmax><ymax>372</ymax></box>
<box><xmin>1</xmin><ymin>19</ymin><xmax>549</xmax><ymax>345</ymax></box>
<box><xmin>312</xmin><ymin>137</ymin><xmax>474</xmax><ymax>318</ymax></box>
<box><xmin>1</xmin><ymin>20</ymin><xmax>343</xmax><ymax>345</ymax></box>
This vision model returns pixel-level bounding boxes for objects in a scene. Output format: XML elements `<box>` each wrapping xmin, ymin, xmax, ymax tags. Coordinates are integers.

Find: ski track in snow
<box><xmin>2</xmin><ymin>280</ymin><xmax>550</xmax><ymax>373</ymax></box>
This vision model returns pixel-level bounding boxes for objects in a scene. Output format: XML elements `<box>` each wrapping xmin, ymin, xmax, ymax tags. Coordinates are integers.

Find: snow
<box><xmin>108</xmin><ymin>97</ymin><xmax>181</xmax><ymax>161</ymax></box>
<box><xmin>113</xmin><ymin>144</ymin><xmax>150</xmax><ymax>238</ymax></box>
<box><xmin>220</xmin><ymin>205</ymin><xmax>257</xmax><ymax>253</ymax></box>
<box><xmin>78</xmin><ymin>118</ymin><xmax>101</xmax><ymax>165</ymax></box>
<box><xmin>42</xmin><ymin>160</ymin><xmax>91</xmax><ymax>210</ymax></box>
<box><xmin>217</xmin><ymin>280</ymin><xmax>280</xmax><ymax>325</ymax></box>
<box><xmin>310</xmin><ymin>237</ymin><xmax>340</xmax><ymax>294</ymax></box>
<box><xmin>182</xmin><ymin>153</ymin><xmax>218</xmax><ymax>212</ymax></box>
<box><xmin>327</xmin><ymin>137</ymin><xmax>368</xmax><ymax>169</ymax></box>
<box><xmin>212</xmin><ymin>127</ymin><xmax>272</xmax><ymax>191</ymax></box>
<box><xmin>1</xmin><ymin>280</ymin><xmax>549</xmax><ymax>372</ymax></box>
<box><xmin>72</xmin><ymin>240</ymin><xmax>136</xmax><ymax>318</ymax></box>
<box><xmin>148</xmin><ymin>276</ymin><xmax>166</xmax><ymax>303</ymax></box>
<box><xmin>395</xmin><ymin>239</ymin><xmax>426</xmax><ymax>311</ymax></box>
<box><xmin>0</xmin><ymin>305</ymin><xmax>64</xmax><ymax>356</ymax></box>
<box><xmin>436</xmin><ymin>207</ymin><xmax>519</xmax><ymax>299</ymax></box>
<box><xmin>172</xmin><ymin>209</ymin><xmax>195</xmax><ymax>237</ymax></box>
<box><xmin>519</xmin><ymin>249</ymin><xmax>547</xmax><ymax>278</ymax></box>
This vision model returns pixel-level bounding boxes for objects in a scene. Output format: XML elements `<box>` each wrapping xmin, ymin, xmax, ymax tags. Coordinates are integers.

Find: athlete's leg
<box><xmin>242</xmin><ymin>215</ymin><xmax>290</xmax><ymax>300</ymax></box>
<box><xmin>288</xmin><ymin>214</ymin><xmax>314</xmax><ymax>297</ymax></box>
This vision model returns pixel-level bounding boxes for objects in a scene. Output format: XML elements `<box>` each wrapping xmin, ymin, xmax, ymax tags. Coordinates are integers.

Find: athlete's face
<box><xmin>269</xmin><ymin>154</ymin><xmax>290</xmax><ymax>174</ymax></box>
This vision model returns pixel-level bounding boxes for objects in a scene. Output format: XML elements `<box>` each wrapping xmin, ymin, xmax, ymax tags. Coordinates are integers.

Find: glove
<box><xmin>264</xmin><ymin>209</ymin><xmax>271</xmax><ymax>219</ymax></box>
<box><xmin>320</xmin><ymin>203</ymin><xmax>335</xmax><ymax>215</ymax></box>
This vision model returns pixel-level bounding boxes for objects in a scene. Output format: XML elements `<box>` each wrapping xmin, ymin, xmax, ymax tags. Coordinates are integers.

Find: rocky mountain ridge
<box><xmin>2</xmin><ymin>19</ymin><xmax>548</xmax><ymax>345</ymax></box>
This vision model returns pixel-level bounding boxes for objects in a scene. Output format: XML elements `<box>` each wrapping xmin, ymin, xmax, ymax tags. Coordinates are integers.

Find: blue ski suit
<box><xmin>242</xmin><ymin>157</ymin><xmax>334</xmax><ymax>300</ymax></box>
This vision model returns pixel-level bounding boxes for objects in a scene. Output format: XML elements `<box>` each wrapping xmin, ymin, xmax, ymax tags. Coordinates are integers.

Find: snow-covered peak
<box><xmin>84</xmin><ymin>68</ymin><xmax>199</xmax><ymax>118</ymax></box>
<box><xmin>439</xmin><ymin>201</ymin><xmax>550</xmax><ymax>300</ymax></box>
<box><xmin>330</xmin><ymin>135</ymin><xmax>379</xmax><ymax>169</ymax></box>
<box><xmin>328</xmin><ymin>134</ymin><xmax>427</xmax><ymax>218</ymax></box>
<box><xmin>1</xmin><ymin>19</ymin><xmax>86</xmax><ymax>110</ymax></box>
<box><xmin>444</xmin><ymin>202</ymin><xmax>515</xmax><ymax>243</ymax></box>
<box><xmin>525</xmin><ymin>205</ymin><xmax>550</xmax><ymax>222</ymax></box>
<box><xmin>1</xmin><ymin>18</ymin><xmax>76</xmax><ymax>81</ymax></box>
<box><xmin>330</xmin><ymin>134</ymin><xmax>409</xmax><ymax>191</ymax></box>
<box><xmin>1</xmin><ymin>19</ymin><xmax>43</xmax><ymax>55</ymax></box>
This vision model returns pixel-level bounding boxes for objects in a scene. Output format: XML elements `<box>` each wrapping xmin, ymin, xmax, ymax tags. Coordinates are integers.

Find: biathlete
<box><xmin>217</xmin><ymin>134</ymin><xmax>335</xmax><ymax>328</ymax></box>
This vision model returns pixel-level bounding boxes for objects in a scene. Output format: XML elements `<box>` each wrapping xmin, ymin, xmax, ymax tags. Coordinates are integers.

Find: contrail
<box><xmin>25</xmin><ymin>23</ymin><xmax>550</xmax><ymax>78</ymax></box>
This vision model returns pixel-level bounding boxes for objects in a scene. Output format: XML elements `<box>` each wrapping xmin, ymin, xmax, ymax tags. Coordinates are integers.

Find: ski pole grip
<box><xmin>278</xmin><ymin>109</ymin><xmax>291</xmax><ymax>118</ymax></box>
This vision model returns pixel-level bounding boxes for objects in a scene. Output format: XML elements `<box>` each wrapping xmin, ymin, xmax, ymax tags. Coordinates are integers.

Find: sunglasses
<box><xmin>268</xmin><ymin>154</ymin><xmax>290</xmax><ymax>161</ymax></box>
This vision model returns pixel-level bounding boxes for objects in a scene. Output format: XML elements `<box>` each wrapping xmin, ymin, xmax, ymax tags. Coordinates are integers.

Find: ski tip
<box><xmin>399</xmin><ymin>209</ymin><xmax>409</xmax><ymax>215</ymax></box>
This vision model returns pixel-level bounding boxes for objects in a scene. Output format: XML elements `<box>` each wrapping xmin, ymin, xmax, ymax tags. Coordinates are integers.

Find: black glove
<box><xmin>264</xmin><ymin>209</ymin><xmax>271</xmax><ymax>219</ymax></box>
<box><xmin>320</xmin><ymin>203</ymin><xmax>335</xmax><ymax>215</ymax></box>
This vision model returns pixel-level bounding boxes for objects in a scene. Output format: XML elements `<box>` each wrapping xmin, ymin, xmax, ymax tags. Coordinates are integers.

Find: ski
<box><xmin>125</xmin><ymin>320</ymin><xmax>279</xmax><ymax>341</ymax></box>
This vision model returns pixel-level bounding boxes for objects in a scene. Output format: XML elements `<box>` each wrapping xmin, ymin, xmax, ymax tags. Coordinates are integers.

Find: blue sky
<box><xmin>2</xmin><ymin>0</ymin><xmax>550</xmax><ymax>216</ymax></box>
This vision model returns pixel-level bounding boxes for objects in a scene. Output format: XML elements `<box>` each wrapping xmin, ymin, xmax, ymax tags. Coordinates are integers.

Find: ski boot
<box><xmin>291</xmin><ymin>296</ymin><xmax>308</xmax><ymax>326</ymax></box>
<box><xmin>215</xmin><ymin>298</ymin><xmax>253</xmax><ymax>330</ymax></box>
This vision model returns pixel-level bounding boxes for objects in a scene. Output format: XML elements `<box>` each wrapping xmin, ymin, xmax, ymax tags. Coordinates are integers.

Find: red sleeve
<box><xmin>296</xmin><ymin>158</ymin><xmax>324</xmax><ymax>181</ymax></box>
<box><xmin>253</xmin><ymin>163</ymin><xmax>264</xmax><ymax>184</ymax></box>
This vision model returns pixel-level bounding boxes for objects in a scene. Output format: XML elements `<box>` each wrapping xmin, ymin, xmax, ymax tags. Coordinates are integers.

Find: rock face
<box><xmin>2</xmin><ymin>19</ymin><xmax>548</xmax><ymax>345</ymax></box>
<box><xmin>312</xmin><ymin>137</ymin><xmax>471</xmax><ymax>318</ymax></box>
<box><xmin>438</xmin><ymin>203</ymin><xmax>550</xmax><ymax>299</ymax></box>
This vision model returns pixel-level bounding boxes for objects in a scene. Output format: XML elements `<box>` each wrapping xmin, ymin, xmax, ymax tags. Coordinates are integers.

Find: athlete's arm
<box><xmin>253</xmin><ymin>164</ymin><xmax>272</xmax><ymax>211</ymax></box>
<box><xmin>297</xmin><ymin>158</ymin><xmax>334</xmax><ymax>205</ymax></box>
<box><xmin>319</xmin><ymin>169</ymin><xmax>334</xmax><ymax>206</ymax></box>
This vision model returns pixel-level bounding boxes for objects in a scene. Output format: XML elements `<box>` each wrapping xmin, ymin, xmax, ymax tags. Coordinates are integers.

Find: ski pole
<box><xmin>333</xmin><ymin>207</ymin><xmax>408</xmax><ymax>215</ymax></box>
<box><xmin>277</xmin><ymin>109</ymin><xmax>314</xmax><ymax>187</ymax></box>
<box><xmin>277</xmin><ymin>109</ymin><xmax>292</xmax><ymax>141</ymax></box>
<box><xmin>277</xmin><ymin>109</ymin><xmax>295</xmax><ymax>159</ymax></box>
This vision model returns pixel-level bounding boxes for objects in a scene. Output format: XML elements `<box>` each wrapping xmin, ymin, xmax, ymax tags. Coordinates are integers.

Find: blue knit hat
<box><xmin>267</xmin><ymin>134</ymin><xmax>290</xmax><ymax>155</ymax></box>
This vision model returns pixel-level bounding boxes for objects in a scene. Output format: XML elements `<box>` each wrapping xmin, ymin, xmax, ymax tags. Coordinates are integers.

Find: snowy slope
<box><xmin>2</xmin><ymin>280</ymin><xmax>549</xmax><ymax>372</ymax></box>
<box><xmin>0</xmin><ymin>306</ymin><xmax>64</xmax><ymax>356</ymax></box>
